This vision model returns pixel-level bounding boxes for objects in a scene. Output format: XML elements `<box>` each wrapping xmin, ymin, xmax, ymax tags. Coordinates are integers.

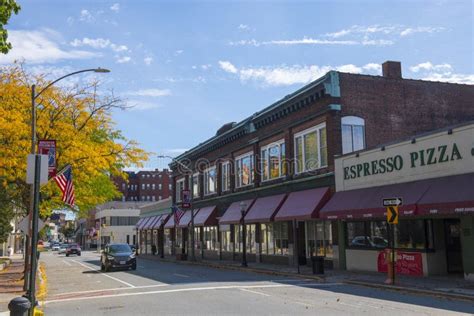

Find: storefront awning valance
<box><xmin>219</xmin><ymin>199</ymin><xmax>255</xmax><ymax>225</ymax></box>
<box><xmin>320</xmin><ymin>181</ymin><xmax>431</xmax><ymax>220</ymax></box>
<box><xmin>193</xmin><ymin>206</ymin><xmax>218</xmax><ymax>226</ymax></box>
<box><xmin>244</xmin><ymin>194</ymin><xmax>287</xmax><ymax>223</ymax></box>
<box><xmin>135</xmin><ymin>218</ymin><xmax>145</xmax><ymax>228</ymax></box>
<box><xmin>417</xmin><ymin>173</ymin><xmax>474</xmax><ymax>215</ymax></box>
<box><xmin>138</xmin><ymin>216</ymin><xmax>153</xmax><ymax>230</ymax></box>
<box><xmin>274</xmin><ymin>188</ymin><xmax>331</xmax><ymax>221</ymax></box>
<box><xmin>143</xmin><ymin>216</ymin><xmax>159</xmax><ymax>230</ymax></box>
<box><xmin>177</xmin><ymin>209</ymin><xmax>200</xmax><ymax>228</ymax></box>
<box><xmin>150</xmin><ymin>215</ymin><xmax>164</xmax><ymax>229</ymax></box>
<box><xmin>164</xmin><ymin>214</ymin><xmax>175</xmax><ymax>229</ymax></box>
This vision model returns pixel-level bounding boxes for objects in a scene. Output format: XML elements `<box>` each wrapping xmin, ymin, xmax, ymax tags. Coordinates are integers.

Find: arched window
<box><xmin>342</xmin><ymin>116</ymin><xmax>365</xmax><ymax>154</ymax></box>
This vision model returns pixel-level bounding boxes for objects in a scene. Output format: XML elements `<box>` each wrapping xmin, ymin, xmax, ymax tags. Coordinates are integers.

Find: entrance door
<box><xmin>444</xmin><ymin>219</ymin><xmax>463</xmax><ymax>273</ymax></box>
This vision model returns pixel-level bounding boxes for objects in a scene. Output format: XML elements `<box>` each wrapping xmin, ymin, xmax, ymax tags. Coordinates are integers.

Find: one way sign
<box><xmin>383</xmin><ymin>198</ymin><xmax>402</xmax><ymax>224</ymax></box>
<box><xmin>383</xmin><ymin>197</ymin><xmax>403</xmax><ymax>207</ymax></box>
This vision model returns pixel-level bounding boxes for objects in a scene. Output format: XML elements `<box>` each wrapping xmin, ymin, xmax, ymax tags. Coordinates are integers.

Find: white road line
<box><xmin>240</xmin><ymin>288</ymin><xmax>271</xmax><ymax>297</ymax></box>
<box><xmin>61</xmin><ymin>260</ymin><xmax>72</xmax><ymax>266</ymax></box>
<box><xmin>71</xmin><ymin>259</ymin><xmax>136</xmax><ymax>288</ymax></box>
<box><xmin>44</xmin><ymin>283</ymin><xmax>296</xmax><ymax>305</ymax></box>
<box><xmin>49</xmin><ymin>284</ymin><xmax>169</xmax><ymax>297</ymax></box>
<box><xmin>173</xmin><ymin>273</ymin><xmax>190</xmax><ymax>278</ymax></box>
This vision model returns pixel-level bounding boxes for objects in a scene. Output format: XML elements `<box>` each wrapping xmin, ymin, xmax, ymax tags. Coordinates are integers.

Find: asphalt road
<box><xmin>40</xmin><ymin>251</ymin><xmax>474</xmax><ymax>315</ymax></box>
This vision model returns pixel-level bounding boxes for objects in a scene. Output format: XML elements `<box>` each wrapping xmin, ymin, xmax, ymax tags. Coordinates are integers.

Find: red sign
<box><xmin>377</xmin><ymin>250</ymin><xmax>423</xmax><ymax>276</ymax></box>
<box><xmin>181</xmin><ymin>189</ymin><xmax>191</xmax><ymax>209</ymax></box>
<box><xmin>38</xmin><ymin>140</ymin><xmax>56</xmax><ymax>178</ymax></box>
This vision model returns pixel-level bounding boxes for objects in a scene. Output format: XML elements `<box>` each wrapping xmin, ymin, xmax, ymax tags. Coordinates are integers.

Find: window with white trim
<box><xmin>235</xmin><ymin>152</ymin><xmax>254</xmax><ymax>188</ymax></box>
<box><xmin>192</xmin><ymin>173</ymin><xmax>200</xmax><ymax>198</ymax></box>
<box><xmin>175</xmin><ymin>178</ymin><xmax>185</xmax><ymax>202</ymax></box>
<box><xmin>294</xmin><ymin>123</ymin><xmax>327</xmax><ymax>173</ymax></box>
<box><xmin>204</xmin><ymin>167</ymin><xmax>217</xmax><ymax>195</ymax></box>
<box><xmin>221</xmin><ymin>162</ymin><xmax>231</xmax><ymax>192</ymax></box>
<box><xmin>261</xmin><ymin>140</ymin><xmax>286</xmax><ymax>181</ymax></box>
<box><xmin>342</xmin><ymin>116</ymin><xmax>365</xmax><ymax>154</ymax></box>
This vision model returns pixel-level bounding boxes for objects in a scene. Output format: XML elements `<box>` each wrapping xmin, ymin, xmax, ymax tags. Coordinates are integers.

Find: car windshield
<box><xmin>108</xmin><ymin>244</ymin><xmax>131</xmax><ymax>254</ymax></box>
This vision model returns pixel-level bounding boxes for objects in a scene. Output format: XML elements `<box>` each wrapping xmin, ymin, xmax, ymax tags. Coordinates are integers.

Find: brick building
<box><xmin>154</xmin><ymin>61</ymin><xmax>473</xmax><ymax>271</ymax></box>
<box><xmin>113</xmin><ymin>169</ymin><xmax>172</xmax><ymax>202</ymax></box>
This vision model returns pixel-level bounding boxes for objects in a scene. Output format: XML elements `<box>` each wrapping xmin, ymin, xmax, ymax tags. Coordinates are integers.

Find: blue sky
<box><xmin>3</xmin><ymin>0</ymin><xmax>473</xmax><ymax>170</ymax></box>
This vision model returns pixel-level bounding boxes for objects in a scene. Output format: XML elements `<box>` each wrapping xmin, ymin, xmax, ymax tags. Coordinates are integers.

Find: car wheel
<box><xmin>101</xmin><ymin>263</ymin><xmax>105</xmax><ymax>271</ymax></box>
<box><xmin>66</xmin><ymin>254</ymin><xmax>69</xmax><ymax>257</ymax></box>
<box><xmin>78</xmin><ymin>253</ymin><xmax>81</xmax><ymax>256</ymax></box>
<box><xmin>131</xmin><ymin>264</ymin><xmax>137</xmax><ymax>270</ymax></box>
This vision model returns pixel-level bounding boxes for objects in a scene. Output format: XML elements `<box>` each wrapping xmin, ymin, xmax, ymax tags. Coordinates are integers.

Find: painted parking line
<box><xmin>48</xmin><ymin>283</ymin><xmax>170</xmax><ymax>299</ymax></box>
<box><xmin>240</xmin><ymin>288</ymin><xmax>271</xmax><ymax>297</ymax></box>
<box><xmin>71</xmin><ymin>259</ymin><xmax>136</xmax><ymax>288</ymax></box>
<box><xmin>61</xmin><ymin>260</ymin><xmax>72</xmax><ymax>266</ymax></box>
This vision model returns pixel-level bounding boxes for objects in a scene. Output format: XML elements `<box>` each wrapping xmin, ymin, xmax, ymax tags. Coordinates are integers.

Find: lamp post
<box><xmin>24</xmin><ymin>68</ymin><xmax>110</xmax><ymax>315</ymax></box>
<box><xmin>240</xmin><ymin>201</ymin><xmax>247</xmax><ymax>267</ymax></box>
<box><xmin>160</xmin><ymin>219</ymin><xmax>165</xmax><ymax>258</ymax></box>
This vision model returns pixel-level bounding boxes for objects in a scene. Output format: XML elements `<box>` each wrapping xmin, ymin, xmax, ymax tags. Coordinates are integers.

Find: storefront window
<box><xmin>306</xmin><ymin>221</ymin><xmax>333</xmax><ymax>258</ymax></box>
<box><xmin>175</xmin><ymin>228</ymin><xmax>183</xmax><ymax>248</ymax></box>
<box><xmin>234</xmin><ymin>225</ymin><xmax>242</xmax><ymax>252</ymax></box>
<box><xmin>346</xmin><ymin>220</ymin><xmax>433</xmax><ymax>250</ymax></box>
<box><xmin>220</xmin><ymin>225</ymin><xmax>232</xmax><ymax>252</ymax></box>
<box><xmin>203</xmin><ymin>226</ymin><xmax>218</xmax><ymax>250</ymax></box>
<box><xmin>246</xmin><ymin>224</ymin><xmax>256</xmax><ymax>254</ymax></box>
<box><xmin>261</xmin><ymin>222</ymin><xmax>288</xmax><ymax>256</ymax></box>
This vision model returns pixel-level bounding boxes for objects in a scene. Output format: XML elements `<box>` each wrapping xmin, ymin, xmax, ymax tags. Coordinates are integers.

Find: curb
<box><xmin>344</xmin><ymin>279</ymin><xmax>474</xmax><ymax>302</ymax></box>
<box><xmin>140</xmin><ymin>256</ymin><xmax>323</xmax><ymax>281</ymax></box>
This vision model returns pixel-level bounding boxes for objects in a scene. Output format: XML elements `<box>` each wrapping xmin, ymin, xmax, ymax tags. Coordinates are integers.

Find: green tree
<box><xmin>0</xmin><ymin>0</ymin><xmax>21</xmax><ymax>54</ymax></box>
<box><xmin>0</xmin><ymin>184</ymin><xmax>14</xmax><ymax>244</ymax></box>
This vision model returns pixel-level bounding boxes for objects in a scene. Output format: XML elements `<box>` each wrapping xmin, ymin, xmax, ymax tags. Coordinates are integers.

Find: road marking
<box><xmin>45</xmin><ymin>283</ymin><xmax>300</xmax><ymax>305</ymax></box>
<box><xmin>293</xmin><ymin>300</ymin><xmax>314</xmax><ymax>308</ymax></box>
<box><xmin>71</xmin><ymin>259</ymin><xmax>136</xmax><ymax>288</ymax></box>
<box><xmin>61</xmin><ymin>260</ymin><xmax>72</xmax><ymax>266</ymax></box>
<box><xmin>49</xmin><ymin>284</ymin><xmax>170</xmax><ymax>298</ymax></box>
<box><xmin>240</xmin><ymin>288</ymin><xmax>270</xmax><ymax>297</ymax></box>
<box><xmin>173</xmin><ymin>273</ymin><xmax>190</xmax><ymax>278</ymax></box>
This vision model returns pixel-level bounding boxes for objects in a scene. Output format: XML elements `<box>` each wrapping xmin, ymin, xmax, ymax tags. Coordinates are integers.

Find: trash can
<box><xmin>311</xmin><ymin>256</ymin><xmax>324</xmax><ymax>274</ymax></box>
<box><xmin>8</xmin><ymin>296</ymin><xmax>31</xmax><ymax>316</ymax></box>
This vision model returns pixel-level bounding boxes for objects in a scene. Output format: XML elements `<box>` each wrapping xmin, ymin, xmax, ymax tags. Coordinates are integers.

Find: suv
<box><xmin>101</xmin><ymin>243</ymin><xmax>136</xmax><ymax>272</ymax></box>
<box><xmin>66</xmin><ymin>244</ymin><xmax>82</xmax><ymax>257</ymax></box>
<box><xmin>51</xmin><ymin>243</ymin><xmax>60</xmax><ymax>251</ymax></box>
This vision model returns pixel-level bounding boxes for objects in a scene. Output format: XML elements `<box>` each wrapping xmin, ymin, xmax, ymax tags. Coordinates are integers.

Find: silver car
<box><xmin>58</xmin><ymin>244</ymin><xmax>68</xmax><ymax>255</ymax></box>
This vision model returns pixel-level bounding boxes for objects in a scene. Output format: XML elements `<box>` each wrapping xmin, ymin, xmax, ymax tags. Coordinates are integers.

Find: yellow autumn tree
<box><xmin>0</xmin><ymin>63</ymin><xmax>149</xmax><ymax>218</ymax></box>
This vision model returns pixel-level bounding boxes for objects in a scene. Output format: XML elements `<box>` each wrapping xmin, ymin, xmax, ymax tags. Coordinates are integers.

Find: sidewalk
<box><xmin>0</xmin><ymin>257</ymin><xmax>25</xmax><ymax>313</ymax></box>
<box><xmin>140</xmin><ymin>254</ymin><xmax>474</xmax><ymax>301</ymax></box>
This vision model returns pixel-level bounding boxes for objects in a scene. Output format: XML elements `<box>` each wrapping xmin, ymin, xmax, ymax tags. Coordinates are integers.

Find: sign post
<box><xmin>181</xmin><ymin>190</ymin><xmax>194</xmax><ymax>261</ymax></box>
<box><xmin>383</xmin><ymin>198</ymin><xmax>402</xmax><ymax>285</ymax></box>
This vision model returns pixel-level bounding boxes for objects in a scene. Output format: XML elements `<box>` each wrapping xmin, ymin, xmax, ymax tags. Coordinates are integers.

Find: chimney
<box><xmin>382</xmin><ymin>61</ymin><xmax>402</xmax><ymax>79</ymax></box>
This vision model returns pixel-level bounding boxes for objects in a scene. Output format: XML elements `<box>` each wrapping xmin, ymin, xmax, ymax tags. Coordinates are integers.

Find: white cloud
<box><xmin>144</xmin><ymin>57</ymin><xmax>153</xmax><ymax>65</ymax></box>
<box><xmin>116</xmin><ymin>56</ymin><xmax>131</xmax><ymax>63</ymax></box>
<box><xmin>110</xmin><ymin>3</ymin><xmax>120</xmax><ymax>12</ymax></box>
<box><xmin>238</xmin><ymin>24</ymin><xmax>250</xmax><ymax>30</ymax></box>
<box><xmin>163</xmin><ymin>148</ymin><xmax>188</xmax><ymax>155</ymax></box>
<box><xmin>127</xmin><ymin>89</ymin><xmax>171</xmax><ymax>97</ymax></box>
<box><xmin>175</xmin><ymin>50</ymin><xmax>184</xmax><ymax>55</ymax></box>
<box><xmin>218</xmin><ymin>61</ymin><xmax>238</xmax><ymax>73</ymax></box>
<box><xmin>70</xmin><ymin>37</ymin><xmax>128</xmax><ymax>52</ymax></box>
<box><xmin>409</xmin><ymin>62</ymin><xmax>452</xmax><ymax>73</ymax></box>
<box><xmin>66</xmin><ymin>16</ymin><xmax>74</xmax><ymax>26</ymax></box>
<box><xmin>400</xmin><ymin>26</ymin><xmax>444</xmax><ymax>36</ymax></box>
<box><xmin>0</xmin><ymin>29</ymin><xmax>99</xmax><ymax>64</ymax></box>
<box><xmin>362</xmin><ymin>63</ymin><xmax>382</xmax><ymax>73</ymax></box>
<box><xmin>409</xmin><ymin>62</ymin><xmax>473</xmax><ymax>84</ymax></box>
<box><xmin>219</xmin><ymin>61</ymin><xmax>382</xmax><ymax>86</ymax></box>
<box><xmin>229</xmin><ymin>37</ymin><xmax>393</xmax><ymax>47</ymax></box>
<box><xmin>201</xmin><ymin>64</ymin><xmax>211</xmax><ymax>70</ymax></box>
<box><xmin>79</xmin><ymin>9</ymin><xmax>94</xmax><ymax>22</ymax></box>
<box><xmin>126</xmin><ymin>100</ymin><xmax>162</xmax><ymax>111</ymax></box>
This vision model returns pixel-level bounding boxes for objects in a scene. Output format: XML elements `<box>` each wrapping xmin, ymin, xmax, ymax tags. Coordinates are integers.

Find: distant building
<box><xmin>113</xmin><ymin>169</ymin><xmax>172</xmax><ymax>203</ymax></box>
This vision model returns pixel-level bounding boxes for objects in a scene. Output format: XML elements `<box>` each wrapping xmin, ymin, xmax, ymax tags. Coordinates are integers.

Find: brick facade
<box><xmin>113</xmin><ymin>169</ymin><xmax>172</xmax><ymax>202</ymax></box>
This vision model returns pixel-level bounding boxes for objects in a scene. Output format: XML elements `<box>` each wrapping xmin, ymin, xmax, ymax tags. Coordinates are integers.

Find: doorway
<box><xmin>444</xmin><ymin>219</ymin><xmax>463</xmax><ymax>273</ymax></box>
<box><xmin>297</xmin><ymin>221</ymin><xmax>306</xmax><ymax>265</ymax></box>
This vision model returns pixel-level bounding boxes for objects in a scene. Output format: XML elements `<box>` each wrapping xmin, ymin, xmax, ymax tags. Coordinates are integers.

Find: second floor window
<box><xmin>221</xmin><ymin>162</ymin><xmax>231</xmax><ymax>192</ymax></box>
<box><xmin>261</xmin><ymin>140</ymin><xmax>286</xmax><ymax>181</ymax></box>
<box><xmin>294</xmin><ymin>123</ymin><xmax>327</xmax><ymax>173</ymax></box>
<box><xmin>152</xmin><ymin>184</ymin><xmax>155</xmax><ymax>190</ymax></box>
<box><xmin>342</xmin><ymin>116</ymin><xmax>365</xmax><ymax>154</ymax></box>
<box><xmin>192</xmin><ymin>173</ymin><xmax>200</xmax><ymax>198</ymax></box>
<box><xmin>141</xmin><ymin>184</ymin><xmax>145</xmax><ymax>190</ymax></box>
<box><xmin>235</xmin><ymin>152</ymin><xmax>254</xmax><ymax>188</ymax></box>
<box><xmin>204</xmin><ymin>167</ymin><xmax>216</xmax><ymax>195</ymax></box>
<box><xmin>176</xmin><ymin>178</ymin><xmax>185</xmax><ymax>202</ymax></box>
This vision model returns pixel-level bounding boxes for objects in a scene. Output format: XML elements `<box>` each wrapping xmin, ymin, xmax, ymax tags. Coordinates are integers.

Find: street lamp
<box><xmin>25</xmin><ymin>68</ymin><xmax>110</xmax><ymax>314</ymax></box>
<box><xmin>240</xmin><ymin>201</ymin><xmax>247</xmax><ymax>267</ymax></box>
<box><xmin>160</xmin><ymin>218</ymin><xmax>165</xmax><ymax>259</ymax></box>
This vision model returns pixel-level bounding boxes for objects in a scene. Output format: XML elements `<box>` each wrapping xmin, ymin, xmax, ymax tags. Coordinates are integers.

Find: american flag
<box><xmin>172</xmin><ymin>205</ymin><xmax>185</xmax><ymax>225</ymax></box>
<box><xmin>53</xmin><ymin>165</ymin><xmax>75</xmax><ymax>207</ymax></box>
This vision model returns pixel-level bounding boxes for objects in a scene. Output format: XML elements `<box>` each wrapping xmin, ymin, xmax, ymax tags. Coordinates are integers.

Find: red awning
<box><xmin>164</xmin><ymin>214</ymin><xmax>175</xmax><ymax>229</ymax></box>
<box><xmin>274</xmin><ymin>188</ymin><xmax>330</xmax><ymax>221</ymax></box>
<box><xmin>320</xmin><ymin>181</ymin><xmax>431</xmax><ymax>220</ymax></box>
<box><xmin>417</xmin><ymin>173</ymin><xmax>474</xmax><ymax>215</ymax></box>
<box><xmin>177</xmin><ymin>209</ymin><xmax>200</xmax><ymax>228</ymax></box>
<box><xmin>153</xmin><ymin>214</ymin><xmax>170</xmax><ymax>229</ymax></box>
<box><xmin>193</xmin><ymin>206</ymin><xmax>218</xmax><ymax>226</ymax></box>
<box><xmin>143</xmin><ymin>216</ymin><xmax>158</xmax><ymax>230</ymax></box>
<box><xmin>244</xmin><ymin>194</ymin><xmax>287</xmax><ymax>223</ymax></box>
<box><xmin>150</xmin><ymin>215</ymin><xmax>164</xmax><ymax>229</ymax></box>
<box><xmin>219</xmin><ymin>199</ymin><xmax>255</xmax><ymax>224</ymax></box>
<box><xmin>138</xmin><ymin>216</ymin><xmax>153</xmax><ymax>230</ymax></box>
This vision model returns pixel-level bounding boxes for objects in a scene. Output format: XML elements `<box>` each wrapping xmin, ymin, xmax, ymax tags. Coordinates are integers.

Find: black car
<box><xmin>101</xmin><ymin>243</ymin><xmax>136</xmax><ymax>272</ymax></box>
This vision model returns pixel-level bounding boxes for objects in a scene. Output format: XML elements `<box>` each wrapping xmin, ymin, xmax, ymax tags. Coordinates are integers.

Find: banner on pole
<box><xmin>38</xmin><ymin>140</ymin><xmax>57</xmax><ymax>178</ymax></box>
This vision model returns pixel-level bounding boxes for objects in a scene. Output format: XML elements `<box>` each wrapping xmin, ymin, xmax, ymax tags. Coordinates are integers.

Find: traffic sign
<box><xmin>383</xmin><ymin>197</ymin><xmax>403</xmax><ymax>207</ymax></box>
<box><xmin>387</xmin><ymin>206</ymin><xmax>399</xmax><ymax>224</ymax></box>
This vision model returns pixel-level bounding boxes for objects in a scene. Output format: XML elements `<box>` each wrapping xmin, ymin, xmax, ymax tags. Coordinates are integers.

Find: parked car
<box><xmin>58</xmin><ymin>244</ymin><xmax>68</xmax><ymax>255</ymax></box>
<box><xmin>51</xmin><ymin>243</ymin><xmax>60</xmax><ymax>251</ymax></box>
<box><xmin>101</xmin><ymin>243</ymin><xmax>136</xmax><ymax>272</ymax></box>
<box><xmin>66</xmin><ymin>244</ymin><xmax>81</xmax><ymax>257</ymax></box>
